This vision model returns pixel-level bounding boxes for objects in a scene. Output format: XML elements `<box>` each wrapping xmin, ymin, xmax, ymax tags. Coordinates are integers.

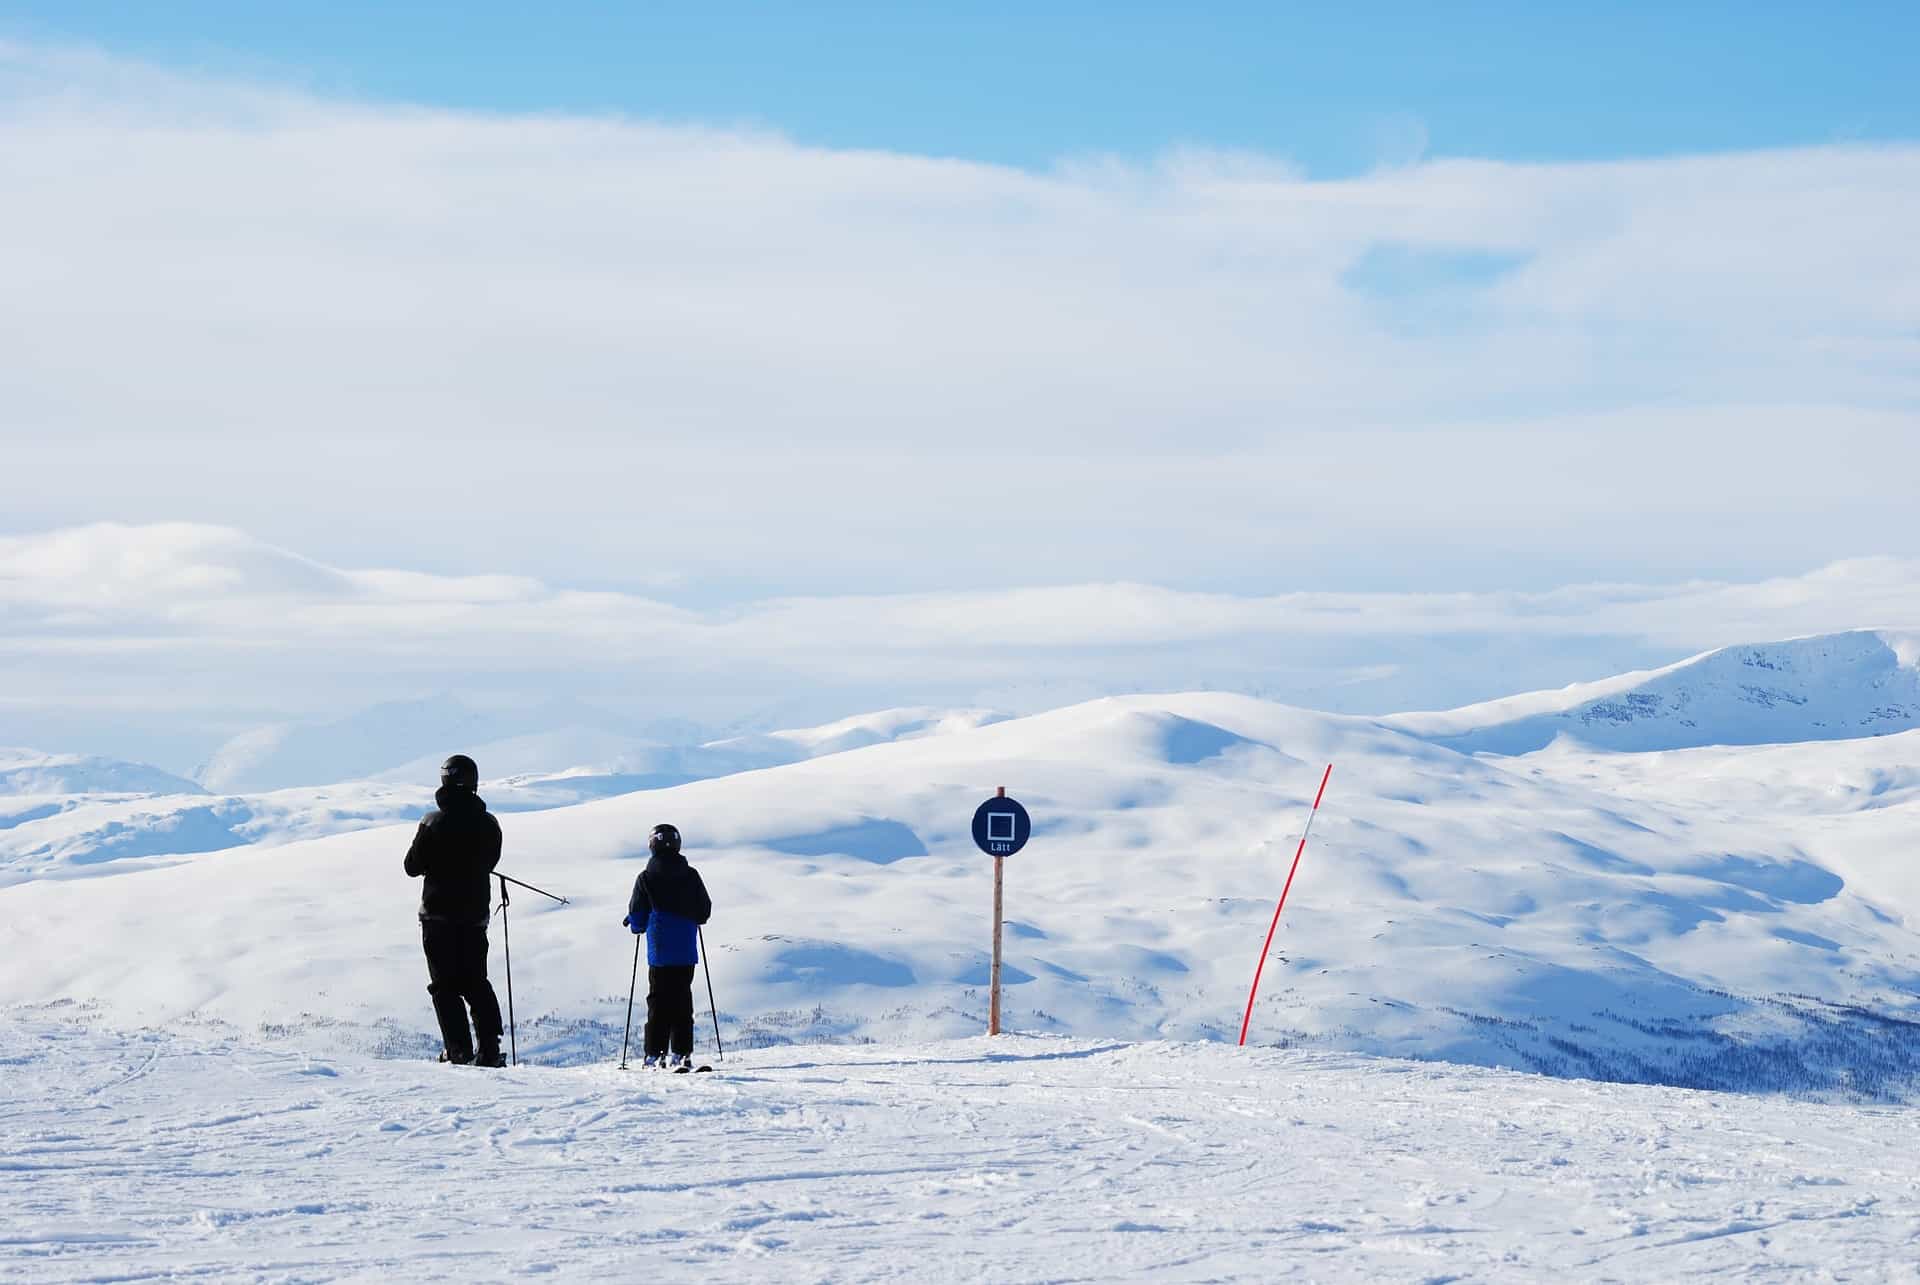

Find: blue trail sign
<box><xmin>971</xmin><ymin>793</ymin><xmax>1031</xmax><ymax>858</ymax></box>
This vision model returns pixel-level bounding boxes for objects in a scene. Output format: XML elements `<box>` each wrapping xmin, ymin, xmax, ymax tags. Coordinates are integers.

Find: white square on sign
<box><xmin>987</xmin><ymin>811</ymin><xmax>1016</xmax><ymax>842</ymax></box>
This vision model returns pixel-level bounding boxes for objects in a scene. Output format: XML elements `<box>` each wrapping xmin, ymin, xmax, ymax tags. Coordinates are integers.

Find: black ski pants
<box><xmin>645</xmin><ymin>965</ymin><xmax>697</xmax><ymax>1059</ymax></box>
<box><xmin>422</xmin><ymin>917</ymin><xmax>503</xmax><ymax>1062</ymax></box>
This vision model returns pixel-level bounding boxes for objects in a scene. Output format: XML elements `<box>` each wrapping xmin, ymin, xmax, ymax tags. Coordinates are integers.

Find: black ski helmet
<box><xmin>440</xmin><ymin>754</ymin><xmax>479</xmax><ymax>791</ymax></box>
<box><xmin>648</xmin><ymin>823</ymin><xmax>681</xmax><ymax>858</ymax></box>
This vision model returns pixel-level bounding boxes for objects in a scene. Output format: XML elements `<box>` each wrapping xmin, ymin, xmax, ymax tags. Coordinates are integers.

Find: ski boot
<box><xmin>474</xmin><ymin>1048</ymin><xmax>507</xmax><ymax>1069</ymax></box>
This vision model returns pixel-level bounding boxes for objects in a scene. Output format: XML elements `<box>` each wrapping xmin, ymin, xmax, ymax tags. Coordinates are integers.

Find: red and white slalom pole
<box><xmin>1238</xmin><ymin>763</ymin><xmax>1333</xmax><ymax>1047</ymax></box>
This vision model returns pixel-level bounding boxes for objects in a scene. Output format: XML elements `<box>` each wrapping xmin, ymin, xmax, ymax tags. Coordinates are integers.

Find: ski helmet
<box><xmin>648</xmin><ymin>823</ymin><xmax>681</xmax><ymax>858</ymax></box>
<box><xmin>440</xmin><ymin>754</ymin><xmax>479</xmax><ymax>790</ymax></box>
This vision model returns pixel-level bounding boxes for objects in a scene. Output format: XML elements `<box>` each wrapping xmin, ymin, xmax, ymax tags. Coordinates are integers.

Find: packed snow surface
<box><xmin>7</xmin><ymin>1015</ymin><xmax>1919</xmax><ymax>1283</ymax></box>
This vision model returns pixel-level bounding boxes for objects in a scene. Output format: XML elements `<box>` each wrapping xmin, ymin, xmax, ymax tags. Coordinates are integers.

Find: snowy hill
<box><xmin>8</xmin><ymin>1014</ymin><xmax>1918</xmax><ymax>1281</ymax></box>
<box><xmin>0</xmin><ymin>707</ymin><xmax>1010</xmax><ymax>887</ymax></box>
<box><xmin>0</xmin><ymin>748</ymin><xmax>204</xmax><ymax>797</ymax></box>
<box><xmin>0</xmin><ymin>782</ymin><xmax>427</xmax><ymax>888</ymax></box>
<box><xmin>0</xmin><ymin>751</ymin><xmax>219</xmax><ymax>883</ymax></box>
<box><xmin>1388</xmin><ymin>629</ymin><xmax>1920</xmax><ymax>754</ymax></box>
<box><xmin>8</xmin><ymin>681</ymin><xmax>1920</xmax><ymax>1098</ymax></box>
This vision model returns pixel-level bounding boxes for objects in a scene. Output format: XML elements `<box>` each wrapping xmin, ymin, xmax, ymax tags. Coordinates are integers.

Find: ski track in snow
<box><xmin>6</xmin><ymin>1018</ymin><xmax>1920</xmax><ymax>1282</ymax></box>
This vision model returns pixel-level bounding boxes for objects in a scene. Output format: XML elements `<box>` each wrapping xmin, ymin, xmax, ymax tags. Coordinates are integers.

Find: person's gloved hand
<box><xmin>623</xmin><ymin>913</ymin><xmax>645</xmax><ymax>935</ymax></box>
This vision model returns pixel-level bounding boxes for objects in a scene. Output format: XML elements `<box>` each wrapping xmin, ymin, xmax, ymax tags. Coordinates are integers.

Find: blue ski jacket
<box><xmin>627</xmin><ymin>851</ymin><xmax>712</xmax><ymax>966</ymax></box>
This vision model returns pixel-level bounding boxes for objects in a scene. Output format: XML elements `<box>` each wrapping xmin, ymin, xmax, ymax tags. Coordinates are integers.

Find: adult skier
<box><xmin>404</xmin><ymin>754</ymin><xmax>506</xmax><ymax>1067</ymax></box>
<box><xmin>624</xmin><ymin>823</ymin><xmax>713</xmax><ymax>1071</ymax></box>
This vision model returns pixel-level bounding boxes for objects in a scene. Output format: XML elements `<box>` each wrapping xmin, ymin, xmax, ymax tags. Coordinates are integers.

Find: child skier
<box><xmin>623</xmin><ymin>823</ymin><xmax>713</xmax><ymax>1071</ymax></box>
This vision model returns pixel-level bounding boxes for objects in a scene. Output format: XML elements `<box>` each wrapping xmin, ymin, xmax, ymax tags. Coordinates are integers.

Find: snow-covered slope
<box><xmin>1388</xmin><ymin>629</ymin><xmax>1920</xmax><ymax>754</ymax></box>
<box><xmin>7</xmin><ymin>689</ymin><xmax>1920</xmax><ymax>1097</ymax></box>
<box><xmin>1</xmin><ymin>707</ymin><xmax>1012</xmax><ymax>887</ymax></box>
<box><xmin>0</xmin><ymin>783</ymin><xmax>429</xmax><ymax>887</ymax></box>
<box><xmin>7</xmin><ymin>1015</ymin><xmax>1916</xmax><ymax>1282</ymax></box>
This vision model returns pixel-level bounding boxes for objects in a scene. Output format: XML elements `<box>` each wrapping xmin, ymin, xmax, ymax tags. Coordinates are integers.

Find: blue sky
<box><xmin>5</xmin><ymin>2</ymin><xmax>1915</xmax><ymax>172</ymax></box>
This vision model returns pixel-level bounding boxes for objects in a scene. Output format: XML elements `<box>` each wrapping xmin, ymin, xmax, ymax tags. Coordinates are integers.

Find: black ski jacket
<box><xmin>404</xmin><ymin>786</ymin><xmax>503</xmax><ymax>927</ymax></box>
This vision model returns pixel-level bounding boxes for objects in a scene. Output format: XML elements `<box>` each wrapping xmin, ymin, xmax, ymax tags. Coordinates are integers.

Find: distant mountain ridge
<box><xmin>193</xmin><ymin>698</ymin><xmax>516</xmax><ymax>792</ymax></box>
<box><xmin>0</xmin><ymin>706</ymin><xmax>1016</xmax><ymax>885</ymax></box>
<box><xmin>1386</xmin><ymin>629</ymin><xmax>1920</xmax><ymax>755</ymax></box>
<box><xmin>0</xmin><ymin>749</ymin><xmax>205</xmax><ymax>798</ymax></box>
<box><xmin>185</xmin><ymin>630</ymin><xmax>1920</xmax><ymax>790</ymax></box>
<box><xmin>199</xmin><ymin>699</ymin><xmax>1014</xmax><ymax>794</ymax></box>
<box><xmin>701</xmin><ymin>707</ymin><xmax>1008</xmax><ymax>763</ymax></box>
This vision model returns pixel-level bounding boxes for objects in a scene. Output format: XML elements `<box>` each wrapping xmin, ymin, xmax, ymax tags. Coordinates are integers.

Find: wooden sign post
<box><xmin>971</xmin><ymin>786</ymin><xmax>1032</xmax><ymax>1038</ymax></box>
<box><xmin>991</xmin><ymin>793</ymin><xmax>1006</xmax><ymax>1036</ymax></box>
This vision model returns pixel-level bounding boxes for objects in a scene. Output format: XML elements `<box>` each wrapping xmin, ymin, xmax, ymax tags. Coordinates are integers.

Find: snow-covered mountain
<box><xmin>376</xmin><ymin>727</ymin><xmax>693</xmax><ymax>786</ymax></box>
<box><xmin>193</xmin><ymin>697</ymin><xmax>528</xmax><ymax>792</ymax></box>
<box><xmin>9</xmin><ymin>641</ymin><xmax>1920</xmax><ymax>1098</ymax></box>
<box><xmin>0</xmin><ymin>748</ymin><xmax>204</xmax><ymax>797</ymax></box>
<box><xmin>374</xmin><ymin>709</ymin><xmax>1006</xmax><ymax>793</ymax></box>
<box><xmin>702</xmin><ymin>706</ymin><xmax>1008</xmax><ymax>764</ymax></box>
<box><xmin>1388</xmin><ymin>629</ymin><xmax>1920</xmax><ymax>754</ymax></box>
<box><xmin>0</xmin><ymin>707</ymin><xmax>1011</xmax><ymax>887</ymax></box>
<box><xmin>0</xmin><ymin>784</ymin><xmax>431</xmax><ymax>887</ymax></box>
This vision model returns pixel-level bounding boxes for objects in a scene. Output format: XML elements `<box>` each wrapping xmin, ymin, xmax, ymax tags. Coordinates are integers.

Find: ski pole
<box><xmin>618</xmin><ymin>932</ymin><xmax>641</xmax><ymax>1071</ymax></box>
<box><xmin>498</xmin><ymin>874</ymin><xmax>517</xmax><ymax>1066</ymax></box>
<box><xmin>699</xmin><ymin>927</ymin><xmax>724</xmax><ymax>1062</ymax></box>
<box><xmin>496</xmin><ymin>872</ymin><xmax>569</xmax><ymax>905</ymax></box>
